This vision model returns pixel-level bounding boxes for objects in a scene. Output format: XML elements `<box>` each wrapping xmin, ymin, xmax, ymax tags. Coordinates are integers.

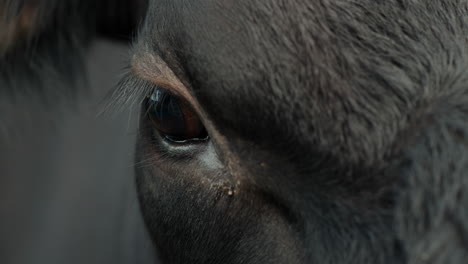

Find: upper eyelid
<box><xmin>130</xmin><ymin>54</ymin><xmax>201</xmax><ymax>113</ymax></box>
<box><xmin>126</xmin><ymin>69</ymin><xmax>184</xmax><ymax>100</ymax></box>
<box><xmin>106</xmin><ymin>67</ymin><xmax>190</xmax><ymax>116</ymax></box>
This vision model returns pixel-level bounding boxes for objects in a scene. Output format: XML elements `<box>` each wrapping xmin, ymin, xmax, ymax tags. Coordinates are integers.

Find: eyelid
<box><xmin>105</xmin><ymin>53</ymin><xmax>194</xmax><ymax>118</ymax></box>
<box><xmin>130</xmin><ymin>53</ymin><xmax>203</xmax><ymax>117</ymax></box>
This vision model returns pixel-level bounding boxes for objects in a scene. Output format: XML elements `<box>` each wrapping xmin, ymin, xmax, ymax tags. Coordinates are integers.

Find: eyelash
<box><xmin>107</xmin><ymin>71</ymin><xmax>158</xmax><ymax>114</ymax></box>
<box><xmin>108</xmin><ymin>71</ymin><xmax>209</xmax><ymax>144</ymax></box>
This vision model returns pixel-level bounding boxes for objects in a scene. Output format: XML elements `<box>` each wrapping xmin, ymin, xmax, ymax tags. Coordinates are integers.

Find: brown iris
<box><xmin>146</xmin><ymin>88</ymin><xmax>208</xmax><ymax>143</ymax></box>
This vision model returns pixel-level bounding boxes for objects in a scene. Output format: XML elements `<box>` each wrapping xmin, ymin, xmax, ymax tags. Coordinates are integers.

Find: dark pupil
<box><xmin>147</xmin><ymin>89</ymin><xmax>207</xmax><ymax>142</ymax></box>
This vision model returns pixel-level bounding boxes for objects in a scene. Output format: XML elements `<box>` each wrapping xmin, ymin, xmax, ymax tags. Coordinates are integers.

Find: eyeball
<box><xmin>145</xmin><ymin>88</ymin><xmax>209</xmax><ymax>143</ymax></box>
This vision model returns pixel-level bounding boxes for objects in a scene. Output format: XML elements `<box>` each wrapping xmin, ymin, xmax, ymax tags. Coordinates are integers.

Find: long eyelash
<box><xmin>99</xmin><ymin>68</ymin><xmax>156</xmax><ymax>116</ymax></box>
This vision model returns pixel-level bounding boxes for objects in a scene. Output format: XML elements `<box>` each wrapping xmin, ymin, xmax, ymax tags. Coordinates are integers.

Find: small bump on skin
<box><xmin>222</xmin><ymin>185</ymin><xmax>236</xmax><ymax>197</ymax></box>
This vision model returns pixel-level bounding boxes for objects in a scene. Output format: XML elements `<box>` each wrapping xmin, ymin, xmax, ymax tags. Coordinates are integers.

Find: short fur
<box><xmin>2</xmin><ymin>0</ymin><xmax>468</xmax><ymax>264</ymax></box>
<box><xmin>131</xmin><ymin>0</ymin><xmax>468</xmax><ymax>263</ymax></box>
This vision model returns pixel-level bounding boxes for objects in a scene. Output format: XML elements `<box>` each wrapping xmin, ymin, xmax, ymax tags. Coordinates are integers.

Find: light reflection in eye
<box><xmin>146</xmin><ymin>88</ymin><xmax>209</xmax><ymax>143</ymax></box>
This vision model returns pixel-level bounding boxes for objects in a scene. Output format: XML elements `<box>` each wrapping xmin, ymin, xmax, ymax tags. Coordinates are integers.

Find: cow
<box><xmin>2</xmin><ymin>0</ymin><xmax>468</xmax><ymax>264</ymax></box>
<box><xmin>123</xmin><ymin>1</ymin><xmax>468</xmax><ymax>263</ymax></box>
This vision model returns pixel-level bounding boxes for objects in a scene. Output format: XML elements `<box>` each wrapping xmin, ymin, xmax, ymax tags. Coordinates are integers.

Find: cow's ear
<box><xmin>95</xmin><ymin>0</ymin><xmax>148</xmax><ymax>41</ymax></box>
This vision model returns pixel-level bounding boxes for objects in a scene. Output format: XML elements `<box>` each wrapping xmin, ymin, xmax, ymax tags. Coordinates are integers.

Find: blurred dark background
<box><xmin>1</xmin><ymin>29</ymin><xmax>157</xmax><ymax>264</ymax></box>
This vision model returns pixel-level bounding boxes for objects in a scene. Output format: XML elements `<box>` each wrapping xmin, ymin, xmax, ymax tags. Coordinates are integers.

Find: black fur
<box><xmin>129</xmin><ymin>0</ymin><xmax>468</xmax><ymax>263</ymax></box>
<box><xmin>2</xmin><ymin>0</ymin><xmax>468</xmax><ymax>263</ymax></box>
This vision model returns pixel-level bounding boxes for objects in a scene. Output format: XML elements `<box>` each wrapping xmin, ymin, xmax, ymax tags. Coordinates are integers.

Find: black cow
<box><xmin>3</xmin><ymin>1</ymin><xmax>468</xmax><ymax>264</ymax></box>
<box><xmin>125</xmin><ymin>1</ymin><xmax>468</xmax><ymax>263</ymax></box>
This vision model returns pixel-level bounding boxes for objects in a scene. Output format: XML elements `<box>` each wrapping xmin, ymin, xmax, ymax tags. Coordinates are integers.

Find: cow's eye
<box><xmin>145</xmin><ymin>88</ymin><xmax>209</xmax><ymax>143</ymax></box>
